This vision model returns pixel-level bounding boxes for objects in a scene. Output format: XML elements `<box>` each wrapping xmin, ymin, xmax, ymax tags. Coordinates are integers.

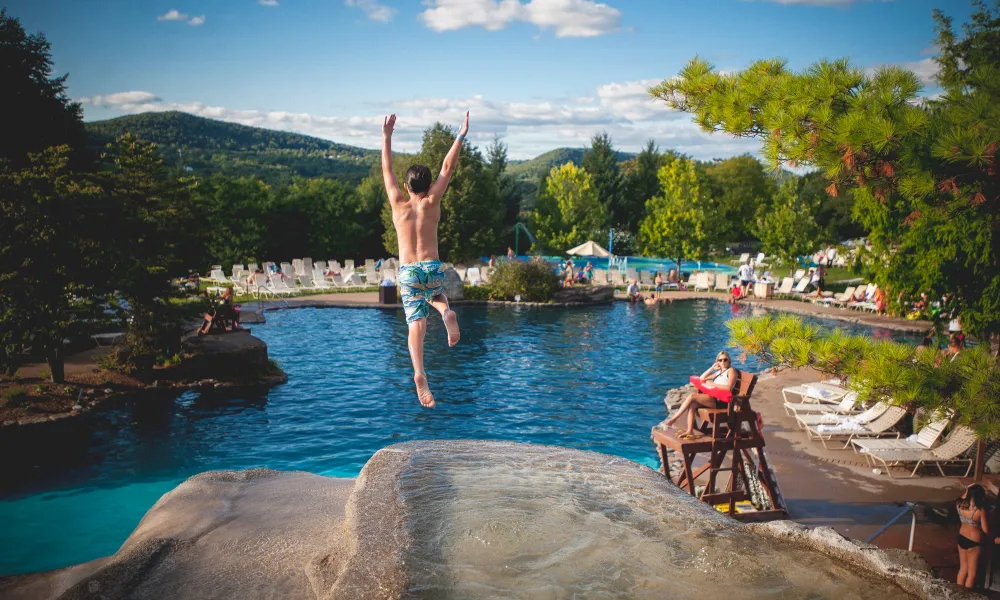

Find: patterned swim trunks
<box><xmin>398</xmin><ymin>260</ymin><xmax>447</xmax><ymax>323</ymax></box>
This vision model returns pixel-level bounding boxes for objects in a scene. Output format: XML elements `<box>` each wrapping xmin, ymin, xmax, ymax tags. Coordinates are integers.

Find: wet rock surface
<box><xmin>1</xmin><ymin>442</ymin><xmax>978</xmax><ymax>599</ymax></box>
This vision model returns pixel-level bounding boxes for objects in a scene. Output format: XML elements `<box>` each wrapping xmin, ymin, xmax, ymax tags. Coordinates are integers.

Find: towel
<box><xmin>805</xmin><ymin>385</ymin><xmax>838</xmax><ymax>400</ymax></box>
<box><xmin>816</xmin><ymin>418</ymin><xmax>866</xmax><ymax>433</ymax></box>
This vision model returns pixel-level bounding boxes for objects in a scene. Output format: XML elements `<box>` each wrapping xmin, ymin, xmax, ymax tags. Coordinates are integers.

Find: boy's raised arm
<box><xmin>429</xmin><ymin>112</ymin><xmax>469</xmax><ymax>199</ymax></box>
<box><xmin>382</xmin><ymin>114</ymin><xmax>402</xmax><ymax>202</ymax></box>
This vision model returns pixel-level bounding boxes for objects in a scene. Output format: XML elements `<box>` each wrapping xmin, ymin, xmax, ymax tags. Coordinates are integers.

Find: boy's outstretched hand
<box><xmin>459</xmin><ymin>111</ymin><xmax>469</xmax><ymax>138</ymax></box>
<box><xmin>383</xmin><ymin>114</ymin><xmax>396</xmax><ymax>138</ymax></box>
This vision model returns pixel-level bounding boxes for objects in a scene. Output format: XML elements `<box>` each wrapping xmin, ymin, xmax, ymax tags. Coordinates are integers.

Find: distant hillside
<box><xmin>85</xmin><ymin>112</ymin><xmax>380</xmax><ymax>185</ymax></box>
<box><xmin>508</xmin><ymin>147</ymin><xmax>636</xmax><ymax>180</ymax></box>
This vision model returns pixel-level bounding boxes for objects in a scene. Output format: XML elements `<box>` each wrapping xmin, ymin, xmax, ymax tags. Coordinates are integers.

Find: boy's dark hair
<box><xmin>406</xmin><ymin>164</ymin><xmax>432</xmax><ymax>195</ymax></box>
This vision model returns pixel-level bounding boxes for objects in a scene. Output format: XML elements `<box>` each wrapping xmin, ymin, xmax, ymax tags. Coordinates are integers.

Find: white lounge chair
<box><xmin>366</xmin><ymin>268</ymin><xmax>380</xmax><ymax>286</ymax></box>
<box><xmin>626</xmin><ymin>268</ymin><xmax>639</xmax><ymax>285</ymax></box>
<box><xmin>344</xmin><ymin>259</ymin><xmax>355</xmax><ymax>272</ymax></box>
<box><xmin>852</xmin><ymin>413</ymin><xmax>952</xmax><ymax>455</ymax></box>
<box><xmin>247</xmin><ymin>262</ymin><xmax>259</xmax><ymax>273</ymax></box>
<box><xmin>454</xmin><ymin>267</ymin><xmax>467</xmax><ymax>282</ymax></box>
<box><xmin>820</xmin><ymin>286</ymin><xmax>856</xmax><ymax>307</ymax></box>
<box><xmin>754</xmin><ymin>252</ymin><xmax>767</xmax><ymax>267</ymax></box>
<box><xmin>594</xmin><ymin>269</ymin><xmax>608</xmax><ymax>285</ymax></box>
<box><xmin>796</xmin><ymin>401</ymin><xmax>888</xmax><ymax>430</ymax></box>
<box><xmin>467</xmin><ymin>267</ymin><xmax>482</xmax><ymax>286</ymax></box>
<box><xmin>610</xmin><ymin>269</ymin><xmax>625</xmax><ymax>287</ymax></box>
<box><xmin>266</xmin><ymin>274</ymin><xmax>298</xmax><ymax>295</ymax></box>
<box><xmin>792</xmin><ymin>269</ymin><xmax>806</xmax><ymax>282</ymax></box>
<box><xmin>805</xmin><ymin>406</ymin><xmax>907</xmax><ymax>449</ymax></box>
<box><xmin>781</xmin><ymin>381</ymin><xmax>848</xmax><ymax>404</ymax></box>
<box><xmin>737</xmin><ymin>253</ymin><xmax>750</xmax><ymax>265</ymax></box>
<box><xmin>785</xmin><ymin>391</ymin><xmax>860</xmax><ymax>417</ymax></box>
<box><xmin>714</xmin><ymin>274</ymin><xmax>731</xmax><ymax>292</ymax></box>
<box><xmin>693</xmin><ymin>272</ymin><xmax>711</xmax><ymax>291</ymax></box>
<box><xmin>863</xmin><ymin>426</ymin><xmax>977</xmax><ymax>478</ymax></box>
<box><xmin>639</xmin><ymin>270</ymin><xmax>655</xmax><ymax>290</ymax></box>
<box><xmin>775</xmin><ymin>277</ymin><xmax>795</xmax><ymax>297</ymax></box>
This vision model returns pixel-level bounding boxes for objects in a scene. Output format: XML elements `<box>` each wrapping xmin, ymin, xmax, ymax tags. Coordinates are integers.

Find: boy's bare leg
<box><xmin>430</xmin><ymin>294</ymin><xmax>460</xmax><ymax>347</ymax></box>
<box><xmin>407</xmin><ymin>319</ymin><xmax>436</xmax><ymax>408</ymax></box>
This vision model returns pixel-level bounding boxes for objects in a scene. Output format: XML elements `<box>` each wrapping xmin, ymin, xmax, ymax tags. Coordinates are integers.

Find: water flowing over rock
<box><xmin>0</xmin><ymin>442</ymin><xmax>977</xmax><ymax>600</ymax></box>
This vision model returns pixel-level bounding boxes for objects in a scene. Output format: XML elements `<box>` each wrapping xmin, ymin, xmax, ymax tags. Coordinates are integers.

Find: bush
<box><xmin>462</xmin><ymin>285</ymin><xmax>493</xmax><ymax>301</ymax></box>
<box><xmin>1</xmin><ymin>390</ymin><xmax>29</xmax><ymax>408</ymax></box>
<box><xmin>486</xmin><ymin>260</ymin><xmax>561</xmax><ymax>302</ymax></box>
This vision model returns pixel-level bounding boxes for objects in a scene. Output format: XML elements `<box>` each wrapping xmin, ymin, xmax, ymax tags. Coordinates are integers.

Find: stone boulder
<box><xmin>179</xmin><ymin>331</ymin><xmax>269</xmax><ymax>379</ymax></box>
<box><xmin>1</xmin><ymin>442</ymin><xmax>977</xmax><ymax>600</ymax></box>
<box><xmin>441</xmin><ymin>267</ymin><xmax>464</xmax><ymax>301</ymax></box>
<box><xmin>552</xmin><ymin>285</ymin><xmax>614</xmax><ymax>304</ymax></box>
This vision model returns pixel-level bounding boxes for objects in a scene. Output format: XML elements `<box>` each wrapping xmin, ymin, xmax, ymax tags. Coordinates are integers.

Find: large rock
<box><xmin>552</xmin><ymin>285</ymin><xmax>614</xmax><ymax>304</ymax></box>
<box><xmin>441</xmin><ymin>267</ymin><xmax>464</xmax><ymax>301</ymax></box>
<box><xmin>1</xmin><ymin>442</ymin><xmax>977</xmax><ymax>600</ymax></box>
<box><xmin>179</xmin><ymin>331</ymin><xmax>269</xmax><ymax>378</ymax></box>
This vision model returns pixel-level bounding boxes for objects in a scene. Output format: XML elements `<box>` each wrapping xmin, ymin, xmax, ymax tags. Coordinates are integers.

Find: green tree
<box><xmin>703</xmin><ymin>154</ymin><xmax>776</xmax><ymax>243</ymax></box>
<box><xmin>271</xmin><ymin>177</ymin><xmax>366</xmax><ymax>260</ymax></box>
<box><xmin>754</xmin><ymin>178</ymin><xmax>820</xmax><ymax>274</ymax></box>
<box><xmin>638</xmin><ymin>157</ymin><xmax>715</xmax><ymax>272</ymax></box>
<box><xmin>487</xmin><ymin>136</ymin><xmax>523</xmax><ymax>251</ymax></box>
<box><xmin>0</xmin><ymin>147</ymin><xmax>104</xmax><ymax>380</ymax></box>
<box><xmin>100</xmin><ymin>134</ymin><xmax>199</xmax><ymax>371</ymax></box>
<box><xmin>529</xmin><ymin>162</ymin><xmax>604</xmax><ymax>252</ymax></box>
<box><xmin>193</xmin><ymin>175</ymin><xmax>271</xmax><ymax>268</ymax></box>
<box><xmin>581</xmin><ymin>132</ymin><xmax>619</xmax><ymax>227</ymax></box>
<box><xmin>620</xmin><ymin>140</ymin><xmax>664</xmax><ymax>232</ymax></box>
<box><xmin>0</xmin><ymin>9</ymin><xmax>86</xmax><ymax>166</ymax></box>
<box><xmin>652</xmin><ymin>1</ymin><xmax>1000</xmax><ymax>344</ymax></box>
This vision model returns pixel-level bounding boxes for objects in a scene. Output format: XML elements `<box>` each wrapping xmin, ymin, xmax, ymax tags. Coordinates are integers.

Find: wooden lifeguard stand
<box><xmin>652</xmin><ymin>371</ymin><xmax>788</xmax><ymax>522</ymax></box>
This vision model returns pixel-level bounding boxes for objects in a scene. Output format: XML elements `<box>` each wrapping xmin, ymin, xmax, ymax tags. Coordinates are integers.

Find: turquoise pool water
<box><xmin>0</xmin><ymin>301</ymin><xmax>900</xmax><ymax>576</ymax></box>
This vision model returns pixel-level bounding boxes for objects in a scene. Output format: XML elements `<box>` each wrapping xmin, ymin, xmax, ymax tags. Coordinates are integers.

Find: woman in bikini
<box><xmin>957</xmin><ymin>484</ymin><xmax>990</xmax><ymax>589</ymax></box>
<box><xmin>664</xmin><ymin>351</ymin><xmax>738</xmax><ymax>439</ymax></box>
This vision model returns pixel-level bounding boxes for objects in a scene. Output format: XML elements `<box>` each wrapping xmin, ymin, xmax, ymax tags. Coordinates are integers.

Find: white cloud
<box><xmin>900</xmin><ymin>57</ymin><xmax>939</xmax><ymax>86</ymax></box>
<box><xmin>157</xmin><ymin>9</ymin><xmax>205</xmax><ymax>25</ymax></box>
<box><xmin>345</xmin><ymin>0</ymin><xmax>397</xmax><ymax>23</ymax></box>
<box><xmin>259</xmin><ymin>0</ymin><xmax>280</xmax><ymax>5</ymax></box>
<box><xmin>419</xmin><ymin>0</ymin><xmax>622</xmax><ymax>38</ymax></box>
<box><xmin>157</xmin><ymin>9</ymin><xmax>188</xmax><ymax>21</ymax></box>
<box><xmin>78</xmin><ymin>80</ymin><xmax>760</xmax><ymax>161</ymax></box>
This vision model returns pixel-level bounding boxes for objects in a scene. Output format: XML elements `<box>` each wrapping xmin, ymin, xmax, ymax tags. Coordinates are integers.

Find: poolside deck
<box><xmin>661</xmin><ymin>367</ymin><xmax>967</xmax><ymax>581</ymax></box>
<box><xmin>265</xmin><ymin>289</ymin><xmax>934</xmax><ymax>334</ymax></box>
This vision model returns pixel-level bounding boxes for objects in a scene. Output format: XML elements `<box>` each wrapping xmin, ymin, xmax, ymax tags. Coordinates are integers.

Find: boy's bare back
<box><xmin>390</xmin><ymin>193</ymin><xmax>441</xmax><ymax>264</ymax></box>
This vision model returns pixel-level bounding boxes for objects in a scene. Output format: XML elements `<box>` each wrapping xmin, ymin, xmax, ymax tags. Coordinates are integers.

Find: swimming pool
<box><xmin>0</xmin><ymin>301</ymin><xmax>899</xmax><ymax>576</ymax></box>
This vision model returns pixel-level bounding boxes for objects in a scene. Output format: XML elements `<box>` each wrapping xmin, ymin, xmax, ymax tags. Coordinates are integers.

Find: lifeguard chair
<box><xmin>652</xmin><ymin>371</ymin><xmax>788</xmax><ymax>522</ymax></box>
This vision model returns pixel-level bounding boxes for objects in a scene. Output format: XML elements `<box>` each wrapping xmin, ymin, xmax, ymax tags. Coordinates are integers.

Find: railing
<box><xmin>865</xmin><ymin>502</ymin><xmax>917</xmax><ymax>552</ymax></box>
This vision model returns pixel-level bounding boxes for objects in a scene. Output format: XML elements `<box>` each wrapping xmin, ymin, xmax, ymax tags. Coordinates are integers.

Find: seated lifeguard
<box><xmin>664</xmin><ymin>351</ymin><xmax>737</xmax><ymax>439</ymax></box>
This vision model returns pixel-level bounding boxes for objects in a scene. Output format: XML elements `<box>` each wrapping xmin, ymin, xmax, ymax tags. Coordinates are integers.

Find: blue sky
<box><xmin>8</xmin><ymin>0</ymin><xmax>970</xmax><ymax>159</ymax></box>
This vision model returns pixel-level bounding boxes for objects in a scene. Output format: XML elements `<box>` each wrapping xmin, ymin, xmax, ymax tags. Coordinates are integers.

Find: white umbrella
<box><xmin>566</xmin><ymin>240</ymin><xmax>611</xmax><ymax>257</ymax></box>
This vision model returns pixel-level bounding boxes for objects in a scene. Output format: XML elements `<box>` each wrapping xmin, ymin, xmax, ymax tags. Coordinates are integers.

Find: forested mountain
<box><xmin>85</xmin><ymin>112</ymin><xmax>380</xmax><ymax>186</ymax></box>
<box><xmin>508</xmin><ymin>147</ymin><xmax>635</xmax><ymax>180</ymax></box>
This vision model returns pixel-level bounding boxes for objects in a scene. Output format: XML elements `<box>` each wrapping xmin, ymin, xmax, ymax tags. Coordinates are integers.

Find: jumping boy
<box><xmin>381</xmin><ymin>112</ymin><xmax>469</xmax><ymax>407</ymax></box>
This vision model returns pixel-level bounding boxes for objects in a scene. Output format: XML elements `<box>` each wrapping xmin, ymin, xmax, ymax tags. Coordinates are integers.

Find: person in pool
<box><xmin>664</xmin><ymin>351</ymin><xmax>738</xmax><ymax>439</ymax></box>
<box><xmin>956</xmin><ymin>484</ymin><xmax>989</xmax><ymax>589</ymax></box>
<box><xmin>381</xmin><ymin>112</ymin><xmax>468</xmax><ymax>407</ymax></box>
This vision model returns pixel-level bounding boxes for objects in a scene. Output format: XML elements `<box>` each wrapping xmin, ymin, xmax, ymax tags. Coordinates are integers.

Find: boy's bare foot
<box><xmin>414</xmin><ymin>373</ymin><xmax>436</xmax><ymax>408</ymax></box>
<box><xmin>443</xmin><ymin>310</ymin><xmax>460</xmax><ymax>347</ymax></box>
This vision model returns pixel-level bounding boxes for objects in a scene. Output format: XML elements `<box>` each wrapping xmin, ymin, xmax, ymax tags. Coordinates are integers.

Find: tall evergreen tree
<box><xmin>581</xmin><ymin>132</ymin><xmax>620</xmax><ymax>227</ymax></box>
<box><xmin>487</xmin><ymin>136</ymin><xmax>523</xmax><ymax>250</ymax></box>
<box><xmin>620</xmin><ymin>140</ymin><xmax>664</xmax><ymax>232</ymax></box>
<box><xmin>0</xmin><ymin>9</ymin><xmax>86</xmax><ymax>166</ymax></box>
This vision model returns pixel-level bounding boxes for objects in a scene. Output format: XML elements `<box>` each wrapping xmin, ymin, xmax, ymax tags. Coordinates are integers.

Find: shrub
<box><xmin>1</xmin><ymin>390</ymin><xmax>29</xmax><ymax>408</ymax></box>
<box><xmin>486</xmin><ymin>260</ymin><xmax>561</xmax><ymax>302</ymax></box>
<box><xmin>462</xmin><ymin>285</ymin><xmax>493</xmax><ymax>301</ymax></box>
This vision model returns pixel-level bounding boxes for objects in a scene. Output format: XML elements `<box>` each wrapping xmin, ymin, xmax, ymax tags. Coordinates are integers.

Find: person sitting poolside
<box><xmin>584</xmin><ymin>261</ymin><xmax>594</xmax><ymax>282</ymax></box>
<box><xmin>627</xmin><ymin>279</ymin><xmax>642</xmax><ymax>303</ymax></box>
<box><xmin>729</xmin><ymin>282</ymin><xmax>744</xmax><ymax>304</ymax></box>
<box><xmin>664</xmin><ymin>351</ymin><xmax>738</xmax><ymax>439</ymax></box>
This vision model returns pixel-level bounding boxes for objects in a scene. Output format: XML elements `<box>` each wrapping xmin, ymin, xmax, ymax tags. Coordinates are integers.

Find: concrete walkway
<box><xmin>255</xmin><ymin>289</ymin><xmax>933</xmax><ymax>334</ymax></box>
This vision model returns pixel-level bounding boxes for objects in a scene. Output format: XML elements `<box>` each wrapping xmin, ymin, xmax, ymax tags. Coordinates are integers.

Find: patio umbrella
<box><xmin>566</xmin><ymin>240</ymin><xmax>611</xmax><ymax>257</ymax></box>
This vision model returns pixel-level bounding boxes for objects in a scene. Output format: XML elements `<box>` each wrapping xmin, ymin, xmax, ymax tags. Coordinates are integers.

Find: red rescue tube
<box><xmin>690</xmin><ymin>376</ymin><xmax>733</xmax><ymax>402</ymax></box>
